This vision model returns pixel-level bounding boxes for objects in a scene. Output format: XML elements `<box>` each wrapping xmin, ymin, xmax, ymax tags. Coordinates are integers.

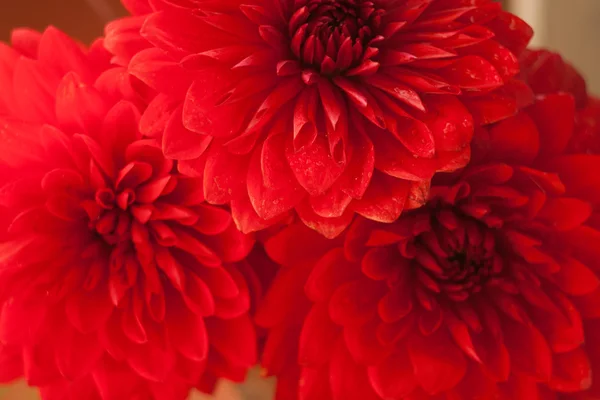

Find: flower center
<box><xmin>415</xmin><ymin>207</ymin><xmax>503</xmax><ymax>301</ymax></box>
<box><xmin>90</xmin><ymin>187</ymin><xmax>137</xmax><ymax>245</ymax></box>
<box><xmin>289</xmin><ymin>0</ymin><xmax>383</xmax><ymax>74</ymax></box>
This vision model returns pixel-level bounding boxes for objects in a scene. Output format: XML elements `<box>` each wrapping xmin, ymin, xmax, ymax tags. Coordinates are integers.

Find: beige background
<box><xmin>0</xmin><ymin>0</ymin><xmax>598</xmax><ymax>399</ymax></box>
<box><xmin>508</xmin><ymin>0</ymin><xmax>600</xmax><ymax>95</ymax></box>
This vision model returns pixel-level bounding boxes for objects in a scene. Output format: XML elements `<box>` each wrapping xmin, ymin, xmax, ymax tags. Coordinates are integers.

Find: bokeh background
<box><xmin>0</xmin><ymin>0</ymin><xmax>598</xmax><ymax>399</ymax></box>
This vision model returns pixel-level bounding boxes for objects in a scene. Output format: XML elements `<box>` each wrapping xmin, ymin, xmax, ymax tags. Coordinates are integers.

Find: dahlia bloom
<box><xmin>0</xmin><ymin>28</ymin><xmax>258</xmax><ymax>399</ymax></box>
<box><xmin>256</xmin><ymin>92</ymin><xmax>600</xmax><ymax>399</ymax></box>
<box><xmin>105</xmin><ymin>0</ymin><xmax>533</xmax><ymax>237</ymax></box>
<box><xmin>519</xmin><ymin>49</ymin><xmax>588</xmax><ymax>109</ymax></box>
<box><xmin>518</xmin><ymin>48</ymin><xmax>600</xmax><ymax>155</ymax></box>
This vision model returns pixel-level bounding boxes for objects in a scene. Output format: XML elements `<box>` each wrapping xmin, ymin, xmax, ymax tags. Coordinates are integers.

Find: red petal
<box><xmin>329</xmin><ymin>340</ymin><xmax>380</xmax><ymax>400</ymax></box>
<box><xmin>65</xmin><ymin>288</ymin><xmax>113</xmax><ymax>334</ymax></box>
<box><xmin>55</xmin><ymin>72</ymin><xmax>108</xmax><ymax>135</ymax></box>
<box><xmin>503</xmin><ymin>320</ymin><xmax>552</xmax><ymax>381</ymax></box>
<box><xmin>486</xmin><ymin>11</ymin><xmax>533</xmax><ymax>55</ymax></box>
<box><xmin>549</xmin><ymin>155</ymin><xmax>600</xmax><ymax>204</ymax></box>
<box><xmin>129</xmin><ymin>48</ymin><xmax>194</xmax><ymax>97</ymax></box>
<box><xmin>0</xmin><ymin>344</ymin><xmax>22</xmax><ymax>383</ymax></box>
<box><xmin>254</xmin><ymin>263</ymin><xmax>310</xmax><ymax>328</ymax></box>
<box><xmin>203</xmin><ymin>146</ymin><xmax>247</xmax><ymax>204</ymax></box>
<box><xmin>550</xmin><ymin>347</ymin><xmax>592</xmax><ymax>392</ymax></box>
<box><xmin>423</xmin><ymin>95</ymin><xmax>473</xmax><ymax>152</ymax></box>
<box><xmin>0</xmin><ymin>298</ymin><xmax>45</xmax><ymax>345</ymax></box>
<box><xmin>487</xmin><ymin>113</ymin><xmax>540</xmax><ymax>165</ymax></box>
<box><xmin>182</xmin><ymin>68</ymin><xmax>252</xmax><ymax>139</ymax></box>
<box><xmin>55</xmin><ymin>329</ymin><xmax>104</xmax><ymax>380</ymax></box>
<box><xmin>247</xmin><ymin>133</ymin><xmax>304</xmax><ymax>220</ymax></box>
<box><xmin>264</xmin><ymin>223</ymin><xmax>334</xmax><ymax>267</ymax></box>
<box><xmin>408</xmin><ymin>329</ymin><xmax>467</xmax><ymax>394</ymax></box>
<box><xmin>343</xmin><ymin>319</ymin><xmax>389</xmax><ymax>364</ymax></box>
<box><xmin>166</xmin><ymin>299</ymin><xmax>208</xmax><ymax>362</ymax></box>
<box><xmin>329</xmin><ymin>280</ymin><xmax>382</xmax><ymax>326</ymax></box>
<box><xmin>139</xmin><ymin>95</ymin><xmax>179</xmax><ymax>138</ymax></box>
<box><xmin>299</xmin><ymin>304</ymin><xmax>340</xmax><ymax>365</ymax></box>
<box><xmin>352</xmin><ymin>172</ymin><xmax>411</xmax><ymax>223</ymax></box>
<box><xmin>305</xmin><ymin>248</ymin><xmax>360</xmax><ymax>302</ymax></box>
<box><xmin>550</xmin><ymin>255</ymin><xmax>599</xmax><ymax>295</ymax></box>
<box><xmin>206</xmin><ymin>315</ymin><xmax>257</xmax><ymax>367</ymax></box>
<box><xmin>163</xmin><ymin>105</ymin><xmax>212</xmax><ymax>160</ymax></box>
<box><xmin>286</xmin><ymin>136</ymin><xmax>345</xmax><ymax>196</ymax></box>
<box><xmin>368</xmin><ymin>349</ymin><xmax>418</xmax><ymax>399</ymax></box>
<box><xmin>296</xmin><ymin>200</ymin><xmax>354</xmax><ymax>239</ymax></box>
<box><xmin>338</xmin><ymin>129</ymin><xmax>374</xmax><ymax>199</ymax></box>
<box><xmin>528</xmin><ymin>93</ymin><xmax>575</xmax><ymax>157</ymax></box>
<box><xmin>438</xmin><ymin>56</ymin><xmax>503</xmax><ymax>90</ymax></box>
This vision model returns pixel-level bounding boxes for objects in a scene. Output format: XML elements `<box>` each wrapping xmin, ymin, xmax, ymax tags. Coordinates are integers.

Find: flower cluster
<box><xmin>0</xmin><ymin>1</ymin><xmax>599</xmax><ymax>400</ymax></box>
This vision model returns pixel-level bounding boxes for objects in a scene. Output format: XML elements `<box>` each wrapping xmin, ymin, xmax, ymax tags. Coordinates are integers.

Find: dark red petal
<box><xmin>528</xmin><ymin>93</ymin><xmax>575</xmax><ymax>157</ymax></box>
<box><xmin>422</xmin><ymin>95</ymin><xmax>473</xmax><ymax>152</ymax></box>
<box><xmin>550</xmin><ymin>347</ymin><xmax>592</xmax><ymax>392</ymax></box>
<box><xmin>329</xmin><ymin>279</ymin><xmax>382</xmax><ymax>326</ymax></box>
<box><xmin>206</xmin><ymin>315</ymin><xmax>257</xmax><ymax>367</ymax></box>
<box><xmin>549</xmin><ymin>255</ymin><xmax>599</xmax><ymax>295</ymax></box>
<box><xmin>549</xmin><ymin>155</ymin><xmax>600</xmax><ymax>204</ymax></box>
<box><xmin>503</xmin><ymin>319</ymin><xmax>552</xmax><ymax>381</ymax></box>
<box><xmin>537</xmin><ymin>198</ymin><xmax>592</xmax><ymax>232</ymax></box>
<box><xmin>486</xmin><ymin>11</ymin><xmax>533</xmax><ymax>56</ymax></box>
<box><xmin>486</xmin><ymin>113</ymin><xmax>540</xmax><ymax>165</ymax></box>
<box><xmin>438</xmin><ymin>56</ymin><xmax>503</xmax><ymax>90</ymax></box>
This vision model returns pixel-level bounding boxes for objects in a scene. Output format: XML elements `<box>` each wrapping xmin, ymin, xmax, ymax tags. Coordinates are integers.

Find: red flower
<box><xmin>519</xmin><ymin>49</ymin><xmax>588</xmax><ymax>109</ymax></box>
<box><xmin>105</xmin><ymin>0</ymin><xmax>533</xmax><ymax>238</ymax></box>
<box><xmin>256</xmin><ymin>92</ymin><xmax>600</xmax><ymax>399</ymax></box>
<box><xmin>0</xmin><ymin>28</ymin><xmax>258</xmax><ymax>399</ymax></box>
<box><xmin>519</xmin><ymin>48</ymin><xmax>600</xmax><ymax>156</ymax></box>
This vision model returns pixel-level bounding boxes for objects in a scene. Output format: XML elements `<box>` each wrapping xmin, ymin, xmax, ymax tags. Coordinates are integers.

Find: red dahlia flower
<box><xmin>105</xmin><ymin>0</ymin><xmax>533</xmax><ymax>238</ymax></box>
<box><xmin>256</xmin><ymin>92</ymin><xmax>600</xmax><ymax>399</ymax></box>
<box><xmin>519</xmin><ymin>49</ymin><xmax>588</xmax><ymax>110</ymax></box>
<box><xmin>518</xmin><ymin>48</ymin><xmax>600</xmax><ymax>156</ymax></box>
<box><xmin>0</xmin><ymin>28</ymin><xmax>258</xmax><ymax>399</ymax></box>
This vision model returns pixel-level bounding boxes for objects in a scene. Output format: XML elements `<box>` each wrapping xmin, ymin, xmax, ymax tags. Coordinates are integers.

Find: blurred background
<box><xmin>0</xmin><ymin>0</ymin><xmax>598</xmax><ymax>399</ymax></box>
